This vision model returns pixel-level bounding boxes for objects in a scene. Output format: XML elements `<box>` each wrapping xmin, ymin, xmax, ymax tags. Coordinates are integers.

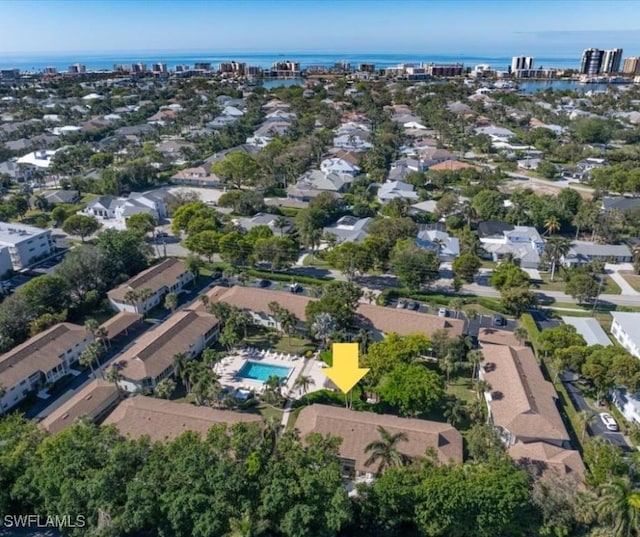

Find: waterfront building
<box><xmin>623</xmin><ymin>57</ymin><xmax>640</xmax><ymax>75</ymax></box>
<box><xmin>358</xmin><ymin>63</ymin><xmax>376</xmax><ymax>73</ymax></box>
<box><xmin>426</xmin><ymin>63</ymin><xmax>464</xmax><ymax>77</ymax></box>
<box><xmin>511</xmin><ymin>56</ymin><xmax>534</xmax><ymax>72</ymax></box>
<box><xmin>67</xmin><ymin>63</ymin><xmax>86</xmax><ymax>74</ymax></box>
<box><xmin>601</xmin><ymin>48</ymin><xmax>623</xmax><ymax>73</ymax></box>
<box><xmin>152</xmin><ymin>63</ymin><xmax>168</xmax><ymax>74</ymax></box>
<box><xmin>580</xmin><ymin>48</ymin><xmax>604</xmax><ymax>75</ymax></box>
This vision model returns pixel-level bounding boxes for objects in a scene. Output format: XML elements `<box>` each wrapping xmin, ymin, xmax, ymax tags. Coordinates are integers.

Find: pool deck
<box><xmin>215</xmin><ymin>348</ymin><xmax>330</xmax><ymax>399</ymax></box>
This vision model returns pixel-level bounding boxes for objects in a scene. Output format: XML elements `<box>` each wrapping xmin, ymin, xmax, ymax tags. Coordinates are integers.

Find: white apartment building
<box><xmin>0</xmin><ymin>222</ymin><xmax>54</xmax><ymax>270</ymax></box>
<box><xmin>610</xmin><ymin>312</ymin><xmax>640</xmax><ymax>358</ymax></box>
<box><xmin>0</xmin><ymin>323</ymin><xmax>92</xmax><ymax>413</ymax></box>
<box><xmin>0</xmin><ymin>246</ymin><xmax>12</xmax><ymax>277</ymax></box>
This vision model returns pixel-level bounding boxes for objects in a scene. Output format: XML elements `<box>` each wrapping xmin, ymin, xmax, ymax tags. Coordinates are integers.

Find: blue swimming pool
<box><xmin>236</xmin><ymin>361</ymin><xmax>292</xmax><ymax>382</ymax></box>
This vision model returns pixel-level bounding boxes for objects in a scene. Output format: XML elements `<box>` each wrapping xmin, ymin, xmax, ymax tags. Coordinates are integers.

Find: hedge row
<box><xmin>519</xmin><ymin>313</ymin><xmax>541</xmax><ymax>352</ymax></box>
<box><xmin>378</xmin><ymin>288</ymin><xmax>508</xmax><ymax>314</ymax></box>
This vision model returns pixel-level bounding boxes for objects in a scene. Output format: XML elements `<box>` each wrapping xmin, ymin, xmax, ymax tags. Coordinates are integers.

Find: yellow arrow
<box><xmin>324</xmin><ymin>343</ymin><xmax>370</xmax><ymax>394</ymax></box>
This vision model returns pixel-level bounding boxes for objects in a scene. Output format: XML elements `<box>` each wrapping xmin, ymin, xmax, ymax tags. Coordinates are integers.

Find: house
<box><xmin>82</xmin><ymin>191</ymin><xmax>167</xmax><ymax>224</ymax></box>
<box><xmin>480</xmin><ymin>224</ymin><xmax>544</xmax><ymax>269</ymax></box>
<box><xmin>561</xmin><ymin>317</ymin><xmax>612</xmax><ymax>347</ymax></box>
<box><xmin>480</xmin><ymin>345</ymin><xmax>584</xmax><ymax>478</ymax></box>
<box><xmin>332</xmin><ymin>134</ymin><xmax>373</xmax><ymax>151</ymax></box>
<box><xmin>201</xmin><ymin>286</ymin><xmax>465</xmax><ymax>340</ymax></box>
<box><xmin>323</xmin><ymin>216</ymin><xmax>372</xmax><ymax>244</ymax></box>
<box><xmin>235</xmin><ymin>213</ymin><xmax>293</xmax><ymax>235</ymax></box>
<box><xmin>155</xmin><ymin>139</ymin><xmax>196</xmax><ymax>157</ymax></box>
<box><xmin>602</xmin><ymin>197</ymin><xmax>640</xmax><ymax>213</ymax></box>
<box><xmin>293</xmin><ymin>170</ymin><xmax>351</xmax><ymax>193</ymax></box>
<box><xmin>42</xmin><ymin>189</ymin><xmax>80</xmax><ymax>205</ymax></box>
<box><xmin>390</xmin><ymin>158</ymin><xmax>427</xmax><ymax>173</ymax></box>
<box><xmin>295</xmin><ymin>404</ymin><xmax>463</xmax><ymax>478</ymax></box>
<box><xmin>0</xmin><ymin>222</ymin><xmax>54</xmax><ymax>270</ymax></box>
<box><xmin>420</xmin><ymin>148</ymin><xmax>456</xmax><ymax>168</ymax></box>
<box><xmin>474</xmin><ymin>125</ymin><xmax>516</xmax><ymax>143</ymax></box>
<box><xmin>103</xmin><ymin>396</ymin><xmax>261</xmax><ymax>442</ymax></box>
<box><xmin>320</xmin><ymin>158</ymin><xmax>361</xmax><ymax>177</ymax></box>
<box><xmin>416</xmin><ymin>228</ymin><xmax>460</xmax><ymax>261</ymax></box>
<box><xmin>517</xmin><ymin>158</ymin><xmax>542</xmax><ymax>170</ymax></box>
<box><xmin>562</xmin><ymin>241</ymin><xmax>632</xmax><ymax>267</ymax></box>
<box><xmin>612</xmin><ymin>388</ymin><xmax>640</xmax><ymax>426</ymax></box>
<box><xmin>107</xmin><ymin>258</ymin><xmax>194</xmax><ymax>314</ymax></box>
<box><xmin>0</xmin><ymin>323</ymin><xmax>92</xmax><ymax>413</ymax></box>
<box><xmin>40</xmin><ymin>379</ymin><xmax>120</xmax><ymax>434</ymax></box>
<box><xmin>115</xmin><ymin>309</ymin><xmax>220</xmax><ymax>393</ymax></box>
<box><xmin>171</xmin><ymin>167</ymin><xmax>221</xmax><ymax>187</ymax></box>
<box><xmin>16</xmin><ymin>149</ymin><xmax>59</xmax><ymax>170</ymax></box>
<box><xmin>0</xmin><ymin>160</ymin><xmax>21</xmax><ymax>180</ymax></box>
<box><xmin>377</xmin><ymin>180</ymin><xmax>419</xmax><ymax>203</ymax></box>
<box><xmin>610</xmin><ymin>312</ymin><xmax>640</xmax><ymax>358</ymax></box>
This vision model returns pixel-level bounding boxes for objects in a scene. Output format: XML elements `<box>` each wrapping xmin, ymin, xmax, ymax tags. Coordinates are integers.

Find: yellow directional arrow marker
<box><xmin>324</xmin><ymin>343</ymin><xmax>370</xmax><ymax>394</ymax></box>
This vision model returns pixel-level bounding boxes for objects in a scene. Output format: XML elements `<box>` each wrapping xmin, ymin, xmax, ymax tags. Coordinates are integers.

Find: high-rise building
<box><xmin>580</xmin><ymin>48</ymin><xmax>604</xmax><ymax>75</ymax></box>
<box><xmin>511</xmin><ymin>56</ymin><xmax>534</xmax><ymax>72</ymax></box>
<box><xmin>152</xmin><ymin>63</ymin><xmax>168</xmax><ymax>74</ymax></box>
<box><xmin>67</xmin><ymin>63</ymin><xmax>86</xmax><ymax>74</ymax></box>
<box><xmin>623</xmin><ymin>57</ymin><xmax>640</xmax><ymax>75</ymax></box>
<box><xmin>601</xmin><ymin>48</ymin><xmax>623</xmax><ymax>73</ymax></box>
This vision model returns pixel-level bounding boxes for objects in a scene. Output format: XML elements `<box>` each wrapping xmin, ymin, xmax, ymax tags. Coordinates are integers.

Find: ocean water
<box><xmin>0</xmin><ymin>51</ymin><xmax>580</xmax><ymax>72</ymax></box>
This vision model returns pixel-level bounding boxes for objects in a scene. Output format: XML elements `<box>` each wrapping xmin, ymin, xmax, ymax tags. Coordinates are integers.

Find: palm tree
<box><xmin>473</xmin><ymin>379</ymin><xmax>491</xmax><ymax>400</ymax></box>
<box><xmin>467</xmin><ymin>349</ymin><xmax>484</xmax><ymax>381</ymax></box>
<box><xmin>79</xmin><ymin>342</ymin><xmax>102</xmax><ymax>377</ymax></box>
<box><xmin>577</xmin><ymin>410</ymin><xmax>597</xmax><ymax>443</ymax></box>
<box><xmin>467</xmin><ymin>399</ymin><xmax>485</xmax><ymax>424</ymax></box>
<box><xmin>439</xmin><ymin>354</ymin><xmax>460</xmax><ymax>385</ymax></box>
<box><xmin>104</xmin><ymin>366</ymin><xmax>123</xmax><ymax>396</ymax></box>
<box><xmin>449</xmin><ymin>297</ymin><xmax>464</xmax><ymax>319</ymax></box>
<box><xmin>594</xmin><ymin>477</ymin><xmax>640</xmax><ymax>537</ymax></box>
<box><xmin>311</xmin><ymin>312</ymin><xmax>336</xmax><ymax>350</ymax></box>
<box><xmin>84</xmin><ymin>318</ymin><xmax>99</xmax><ymax>339</ymax></box>
<box><xmin>444</xmin><ymin>399</ymin><xmax>467</xmax><ymax>427</ymax></box>
<box><xmin>199</xmin><ymin>294</ymin><xmax>210</xmax><ymax>309</ymax></box>
<box><xmin>353</xmin><ymin>328</ymin><xmax>373</xmax><ymax>354</ymax></box>
<box><xmin>226</xmin><ymin>510</ymin><xmax>268</xmax><ymax>537</ymax></box>
<box><xmin>294</xmin><ymin>374</ymin><xmax>315</xmax><ymax>395</ymax></box>
<box><xmin>154</xmin><ymin>377</ymin><xmax>176</xmax><ymax>399</ymax></box>
<box><xmin>543</xmin><ymin>215</ymin><xmax>561</xmax><ymax>236</ymax></box>
<box><xmin>273</xmin><ymin>216</ymin><xmax>289</xmax><ymax>237</ymax></box>
<box><xmin>513</xmin><ymin>326</ymin><xmax>528</xmax><ymax>346</ymax></box>
<box><xmin>172</xmin><ymin>352</ymin><xmax>188</xmax><ymax>387</ymax></box>
<box><xmin>164</xmin><ymin>292</ymin><xmax>178</xmax><ymax>312</ymax></box>
<box><xmin>136</xmin><ymin>288</ymin><xmax>154</xmax><ymax>313</ymax></box>
<box><xmin>545</xmin><ymin>236</ymin><xmax>572</xmax><ymax>281</ymax></box>
<box><xmin>124</xmin><ymin>288</ymin><xmax>140</xmax><ymax>314</ymax></box>
<box><xmin>363</xmin><ymin>289</ymin><xmax>377</xmax><ymax>304</ymax></box>
<box><xmin>280</xmin><ymin>311</ymin><xmax>297</xmax><ymax>344</ymax></box>
<box><xmin>364</xmin><ymin>425</ymin><xmax>411</xmax><ymax>475</ymax></box>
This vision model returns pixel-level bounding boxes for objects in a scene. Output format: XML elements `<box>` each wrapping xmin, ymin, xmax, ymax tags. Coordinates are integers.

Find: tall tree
<box><xmin>364</xmin><ymin>425</ymin><xmax>410</xmax><ymax>475</ymax></box>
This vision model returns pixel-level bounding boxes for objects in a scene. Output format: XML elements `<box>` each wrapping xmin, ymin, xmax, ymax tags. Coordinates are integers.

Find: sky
<box><xmin>1</xmin><ymin>0</ymin><xmax>639</xmax><ymax>57</ymax></box>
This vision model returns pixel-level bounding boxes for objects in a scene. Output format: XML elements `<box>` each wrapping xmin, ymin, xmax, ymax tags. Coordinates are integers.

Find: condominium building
<box><xmin>511</xmin><ymin>56</ymin><xmax>534</xmax><ymax>72</ymax></box>
<box><xmin>580</xmin><ymin>48</ymin><xmax>623</xmax><ymax>74</ymax></box>
<box><xmin>152</xmin><ymin>63</ymin><xmax>168</xmax><ymax>74</ymax></box>
<box><xmin>0</xmin><ymin>323</ymin><xmax>92</xmax><ymax>413</ymax></box>
<box><xmin>623</xmin><ymin>57</ymin><xmax>640</xmax><ymax>75</ymax></box>
<box><xmin>601</xmin><ymin>48</ymin><xmax>623</xmax><ymax>73</ymax></box>
<box><xmin>580</xmin><ymin>48</ymin><xmax>604</xmax><ymax>75</ymax></box>
<box><xmin>0</xmin><ymin>222</ymin><xmax>54</xmax><ymax>270</ymax></box>
<box><xmin>67</xmin><ymin>63</ymin><xmax>86</xmax><ymax>74</ymax></box>
<box><xmin>426</xmin><ymin>63</ymin><xmax>464</xmax><ymax>77</ymax></box>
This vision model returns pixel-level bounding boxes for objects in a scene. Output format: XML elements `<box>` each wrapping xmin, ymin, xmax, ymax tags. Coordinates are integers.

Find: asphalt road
<box><xmin>561</xmin><ymin>374</ymin><xmax>632</xmax><ymax>451</ymax></box>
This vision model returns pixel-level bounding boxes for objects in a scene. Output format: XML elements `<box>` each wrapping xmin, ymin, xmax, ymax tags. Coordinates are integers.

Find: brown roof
<box><xmin>108</xmin><ymin>258</ymin><xmax>190</xmax><ymax>303</ymax></box>
<box><xmin>100</xmin><ymin>312</ymin><xmax>143</xmax><ymax>340</ymax></box>
<box><xmin>202</xmin><ymin>286</ymin><xmax>464</xmax><ymax>339</ymax></box>
<box><xmin>429</xmin><ymin>160</ymin><xmax>478</xmax><ymax>171</ymax></box>
<box><xmin>477</xmin><ymin>328</ymin><xmax>520</xmax><ymax>347</ymax></box>
<box><xmin>295</xmin><ymin>404</ymin><xmax>463</xmax><ymax>472</ymax></box>
<box><xmin>509</xmin><ymin>441</ymin><xmax>585</xmax><ymax>479</ymax></box>
<box><xmin>103</xmin><ymin>396</ymin><xmax>262</xmax><ymax>442</ymax></box>
<box><xmin>481</xmin><ymin>345</ymin><xmax>569</xmax><ymax>445</ymax></box>
<box><xmin>200</xmin><ymin>286</ymin><xmax>312</xmax><ymax>321</ymax></box>
<box><xmin>0</xmin><ymin>323</ymin><xmax>88</xmax><ymax>388</ymax></box>
<box><xmin>356</xmin><ymin>303</ymin><xmax>465</xmax><ymax>338</ymax></box>
<box><xmin>116</xmin><ymin>309</ymin><xmax>219</xmax><ymax>381</ymax></box>
<box><xmin>326</xmin><ymin>148</ymin><xmax>361</xmax><ymax>165</ymax></box>
<box><xmin>40</xmin><ymin>379</ymin><xmax>119</xmax><ymax>434</ymax></box>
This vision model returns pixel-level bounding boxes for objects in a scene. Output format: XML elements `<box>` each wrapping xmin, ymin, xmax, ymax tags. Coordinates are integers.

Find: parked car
<box><xmin>258</xmin><ymin>279</ymin><xmax>271</xmax><ymax>288</ymax></box>
<box><xmin>599</xmin><ymin>412</ymin><xmax>619</xmax><ymax>432</ymax></box>
<box><xmin>407</xmin><ymin>301</ymin><xmax>419</xmax><ymax>311</ymax></box>
<box><xmin>438</xmin><ymin>308</ymin><xmax>449</xmax><ymax>317</ymax></box>
<box><xmin>290</xmin><ymin>283</ymin><xmax>302</xmax><ymax>293</ymax></box>
<box><xmin>493</xmin><ymin>314</ymin><xmax>505</xmax><ymax>327</ymax></box>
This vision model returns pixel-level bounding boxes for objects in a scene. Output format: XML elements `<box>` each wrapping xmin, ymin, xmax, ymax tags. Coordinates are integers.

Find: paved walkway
<box><xmin>606</xmin><ymin>264</ymin><xmax>639</xmax><ymax>296</ymax></box>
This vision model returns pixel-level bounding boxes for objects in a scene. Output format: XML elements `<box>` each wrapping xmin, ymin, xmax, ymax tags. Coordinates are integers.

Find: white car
<box><xmin>438</xmin><ymin>308</ymin><xmax>449</xmax><ymax>317</ymax></box>
<box><xmin>600</xmin><ymin>412</ymin><xmax>619</xmax><ymax>432</ymax></box>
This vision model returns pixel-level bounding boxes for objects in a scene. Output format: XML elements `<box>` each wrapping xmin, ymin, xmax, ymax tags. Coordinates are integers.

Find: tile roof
<box><xmin>428</xmin><ymin>160</ymin><xmax>478</xmax><ymax>171</ymax></box>
<box><xmin>103</xmin><ymin>396</ymin><xmax>262</xmax><ymax>442</ymax></box>
<box><xmin>107</xmin><ymin>258</ymin><xmax>190</xmax><ymax>303</ymax></box>
<box><xmin>0</xmin><ymin>323</ymin><xmax>88</xmax><ymax>388</ymax></box>
<box><xmin>481</xmin><ymin>345</ymin><xmax>569</xmax><ymax>445</ymax></box>
<box><xmin>477</xmin><ymin>328</ymin><xmax>521</xmax><ymax>347</ymax></box>
<box><xmin>100</xmin><ymin>312</ymin><xmax>143</xmax><ymax>340</ymax></box>
<box><xmin>40</xmin><ymin>379</ymin><xmax>119</xmax><ymax>434</ymax></box>
<box><xmin>116</xmin><ymin>310</ymin><xmax>219</xmax><ymax>381</ymax></box>
<box><xmin>509</xmin><ymin>441</ymin><xmax>585</xmax><ymax>479</ymax></box>
<box><xmin>295</xmin><ymin>404</ymin><xmax>463</xmax><ymax>472</ymax></box>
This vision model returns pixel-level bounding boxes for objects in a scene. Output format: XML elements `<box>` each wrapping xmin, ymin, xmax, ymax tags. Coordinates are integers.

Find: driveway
<box><xmin>560</xmin><ymin>373</ymin><xmax>632</xmax><ymax>451</ymax></box>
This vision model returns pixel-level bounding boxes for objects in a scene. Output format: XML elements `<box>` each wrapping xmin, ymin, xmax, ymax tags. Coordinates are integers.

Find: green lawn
<box><xmin>622</xmin><ymin>273</ymin><xmax>640</xmax><ymax>292</ymax></box>
<box><xmin>446</xmin><ymin>376</ymin><xmax>476</xmax><ymax>405</ymax></box>
<box><xmin>243</xmin><ymin>326</ymin><xmax>316</xmax><ymax>355</ymax></box>
<box><xmin>302</xmin><ymin>254</ymin><xmax>330</xmax><ymax>268</ymax></box>
<box><xmin>536</xmin><ymin>273</ymin><xmax>621</xmax><ymax>295</ymax></box>
<box><xmin>257</xmin><ymin>403</ymin><xmax>283</xmax><ymax>422</ymax></box>
<box><xmin>74</xmin><ymin>307</ymin><xmax>117</xmax><ymax>326</ymax></box>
